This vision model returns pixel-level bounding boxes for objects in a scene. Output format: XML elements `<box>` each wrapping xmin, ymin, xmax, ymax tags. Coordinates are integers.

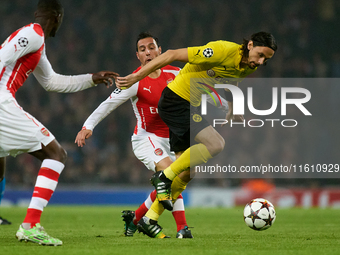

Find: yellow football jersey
<box><xmin>168</xmin><ymin>40</ymin><xmax>256</xmax><ymax>106</ymax></box>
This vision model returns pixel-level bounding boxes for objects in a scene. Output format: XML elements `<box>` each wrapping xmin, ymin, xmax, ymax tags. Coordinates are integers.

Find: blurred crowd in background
<box><xmin>1</xmin><ymin>0</ymin><xmax>339</xmax><ymax>188</ymax></box>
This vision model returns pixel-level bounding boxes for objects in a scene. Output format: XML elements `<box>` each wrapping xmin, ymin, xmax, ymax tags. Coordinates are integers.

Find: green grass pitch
<box><xmin>0</xmin><ymin>206</ymin><xmax>340</xmax><ymax>255</ymax></box>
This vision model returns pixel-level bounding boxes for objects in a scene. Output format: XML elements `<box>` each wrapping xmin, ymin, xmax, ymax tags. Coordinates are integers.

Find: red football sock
<box><xmin>172</xmin><ymin>194</ymin><xmax>188</xmax><ymax>231</ymax></box>
<box><xmin>133</xmin><ymin>190</ymin><xmax>157</xmax><ymax>225</ymax></box>
<box><xmin>23</xmin><ymin>159</ymin><xmax>64</xmax><ymax>228</ymax></box>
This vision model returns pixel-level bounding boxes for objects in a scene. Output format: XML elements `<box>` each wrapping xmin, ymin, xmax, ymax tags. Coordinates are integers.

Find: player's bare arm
<box><xmin>75</xmin><ymin>129</ymin><xmax>93</xmax><ymax>147</ymax></box>
<box><xmin>224</xmin><ymin>81</ymin><xmax>244</xmax><ymax>123</ymax></box>
<box><xmin>116</xmin><ymin>48</ymin><xmax>188</xmax><ymax>89</ymax></box>
<box><xmin>225</xmin><ymin>105</ymin><xmax>244</xmax><ymax>123</ymax></box>
<box><xmin>92</xmin><ymin>71</ymin><xmax>119</xmax><ymax>88</ymax></box>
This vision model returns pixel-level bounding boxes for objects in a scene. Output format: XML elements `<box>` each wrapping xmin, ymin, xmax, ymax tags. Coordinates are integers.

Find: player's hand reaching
<box><xmin>231</xmin><ymin>114</ymin><xmax>244</xmax><ymax>122</ymax></box>
<box><xmin>75</xmin><ymin>129</ymin><xmax>93</xmax><ymax>147</ymax></box>
<box><xmin>92</xmin><ymin>71</ymin><xmax>119</xmax><ymax>88</ymax></box>
<box><xmin>225</xmin><ymin>110</ymin><xmax>244</xmax><ymax>125</ymax></box>
<box><xmin>116</xmin><ymin>73</ymin><xmax>138</xmax><ymax>89</ymax></box>
<box><xmin>223</xmin><ymin>101</ymin><xmax>244</xmax><ymax>126</ymax></box>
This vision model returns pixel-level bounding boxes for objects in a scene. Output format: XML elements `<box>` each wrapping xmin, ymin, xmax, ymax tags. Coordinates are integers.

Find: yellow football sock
<box><xmin>171</xmin><ymin>175</ymin><xmax>189</xmax><ymax>202</ymax></box>
<box><xmin>145</xmin><ymin>199</ymin><xmax>165</xmax><ymax>222</ymax></box>
<box><xmin>163</xmin><ymin>143</ymin><xmax>213</xmax><ymax>180</ymax></box>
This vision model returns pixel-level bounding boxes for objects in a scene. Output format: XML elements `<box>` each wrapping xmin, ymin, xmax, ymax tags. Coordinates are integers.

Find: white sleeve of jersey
<box><xmin>206</xmin><ymin>92</ymin><xmax>229</xmax><ymax>112</ymax></box>
<box><xmin>83</xmin><ymin>83</ymin><xmax>139</xmax><ymax>131</ymax></box>
<box><xmin>33</xmin><ymin>51</ymin><xmax>95</xmax><ymax>93</ymax></box>
<box><xmin>0</xmin><ymin>25</ymin><xmax>43</xmax><ymax>69</ymax></box>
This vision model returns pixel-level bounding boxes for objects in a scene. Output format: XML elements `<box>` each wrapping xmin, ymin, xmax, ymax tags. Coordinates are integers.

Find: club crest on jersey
<box><xmin>203</xmin><ymin>48</ymin><xmax>213</xmax><ymax>58</ymax></box>
<box><xmin>154</xmin><ymin>148</ymin><xmax>163</xmax><ymax>156</ymax></box>
<box><xmin>192</xmin><ymin>114</ymin><xmax>202</xmax><ymax>122</ymax></box>
<box><xmin>18</xmin><ymin>37</ymin><xmax>29</xmax><ymax>47</ymax></box>
<box><xmin>206</xmin><ymin>69</ymin><xmax>215</xmax><ymax>77</ymax></box>
<box><xmin>166</xmin><ymin>78</ymin><xmax>173</xmax><ymax>84</ymax></box>
<box><xmin>41</xmin><ymin>128</ymin><xmax>50</xmax><ymax>137</ymax></box>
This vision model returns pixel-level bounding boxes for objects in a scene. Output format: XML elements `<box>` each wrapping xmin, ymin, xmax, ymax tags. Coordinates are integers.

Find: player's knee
<box><xmin>57</xmin><ymin>147</ymin><xmax>67</xmax><ymax>164</ymax></box>
<box><xmin>33</xmin><ymin>143</ymin><xmax>67</xmax><ymax>163</ymax></box>
<box><xmin>49</xmin><ymin>145</ymin><xmax>67</xmax><ymax>164</ymax></box>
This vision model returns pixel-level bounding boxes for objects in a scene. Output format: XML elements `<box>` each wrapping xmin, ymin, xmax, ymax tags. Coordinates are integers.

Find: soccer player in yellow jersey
<box><xmin>116</xmin><ymin>32</ymin><xmax>277</xmax><ymax>237</ymax></box>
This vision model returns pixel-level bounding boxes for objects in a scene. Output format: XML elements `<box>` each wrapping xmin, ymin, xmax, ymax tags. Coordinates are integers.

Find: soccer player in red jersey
<box><xmin>0</xmin><ymin>0</ymin><xmax>118</xmax><ymax>245</ymax></box>
<box><xmin>75</xmin><ymin>32</ymin><xmax>229</xmax><ymax>238</ymax></box>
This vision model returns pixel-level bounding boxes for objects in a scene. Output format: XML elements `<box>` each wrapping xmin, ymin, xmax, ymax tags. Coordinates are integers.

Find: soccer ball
<box><xmin>243</xmin><ymin>198</ymin><xmax>276</xmax><ymax>231</ymax></box>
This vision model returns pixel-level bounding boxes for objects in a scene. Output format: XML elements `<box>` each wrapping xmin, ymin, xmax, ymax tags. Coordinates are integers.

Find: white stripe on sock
<box><xmin>41</xmin><ymin>159</ymin><xmax>64</xmax><ymax>174</ymax></box>
<box><xmin>144</xmin><ymin>195</ymin><xmax>153</xmax><ymax>209</ymax></box>
<box><xmin>172</xmin><ymin>198</ymin><xmax>185</xmax><ymax>212</ymax></box>
<box><xmin>35</xmin><ymin>176</ymin><xmax>58</xmax><ymax>190</ymax></box>
<box><xmin>28</xmin><ymin>197</ymin><xmax>48</xmax><ymax>210</ymax></box>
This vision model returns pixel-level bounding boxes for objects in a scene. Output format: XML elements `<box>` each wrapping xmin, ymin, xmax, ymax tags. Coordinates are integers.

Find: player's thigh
<box><xmin>0</xmin><ymin>98</ymin><xmax>55</xmax><ymax>158</ymax></box>
<box><xmin>194</xmin><ymin>125</ymin><xmax>225</xmax><ymax>156</ymax></box>
<box><xmin>29</xmin><ymin>139</ymin><xmax>67</xmax><ymax>163</ymax></box>
<box><xmin>132</xmin><ymin>135</ymin><xmax>175</xmax><ymax>172</ymax></box>
<box><xmin>155</xmin><ymin>156</ymin><xmax>173</xmax><ymax>172</ymax></box>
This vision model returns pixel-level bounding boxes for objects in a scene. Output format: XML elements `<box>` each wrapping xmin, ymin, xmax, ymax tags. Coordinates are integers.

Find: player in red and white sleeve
<box><xmin>75</xmin><ymin>32</ymin><xmax>229</xmax><ymax>238</ymax></box>
<box><xmin>0</xmin><ymin>0</ymin><xmax>118</xmax><ymax>246</ymax></box>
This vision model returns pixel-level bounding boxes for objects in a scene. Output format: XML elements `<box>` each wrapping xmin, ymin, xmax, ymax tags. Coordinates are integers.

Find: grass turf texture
<box><xmin>0</xmin><ymin>206</ymin><xmax>339</xmax><ymax>255</ymax></box>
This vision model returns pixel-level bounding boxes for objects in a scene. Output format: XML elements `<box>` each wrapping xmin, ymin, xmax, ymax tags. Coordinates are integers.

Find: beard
<box><xmin>248</xmin><ymin>62</ymin><xmax>258</xmax><ymax>69</ymax></box>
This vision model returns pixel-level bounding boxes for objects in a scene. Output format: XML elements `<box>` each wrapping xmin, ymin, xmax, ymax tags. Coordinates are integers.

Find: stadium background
<box><xmin>1</xmin><ymin>0</ymin><xmax>339</xmax><ymax>207</ymax></box>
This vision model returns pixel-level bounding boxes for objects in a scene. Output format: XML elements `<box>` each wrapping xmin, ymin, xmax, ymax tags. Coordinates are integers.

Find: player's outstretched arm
<box><xmin>34</xmin><ymin>55</ymin><xmax>120</xmax><ymax>93</ymax></box>
<box><xmin>75</xmin><ymin>129</ymin><xmax>93</xmax><ymax>147</ymax></box>
<box><xmin>92</xmin><ymin>71</ymin><xmax>119</xmax><ymax>88</ymax></box>
<box><xmin>116</xmin><ymin>48</ymin><xmax>188</xmax><ymax>89</ymax></box>
<box><xmin>225</xmin><ymin>101</ymin><xmax>244</xmax><ymax>123</ymax></box>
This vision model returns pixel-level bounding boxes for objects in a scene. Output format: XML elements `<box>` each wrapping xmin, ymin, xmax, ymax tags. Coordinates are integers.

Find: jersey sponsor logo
<box><xmin>18</xmin><ymin>37</ymin><xmax>29</xmax><ymax>47</ymax></box>
<box><xmin>206</xmin><ymin>69</ymin><xmax>215</xmax><ymax>77</ymax></box>
<box><xmin>41</xmin><ymin>128</ymin><xmax>50</xmax><ymax>137</ymax></box>
<box><xmin>143</xmin><ymin>86</ymin><xmax>152</xmax><ymax>93</ymax></box>
<box><xmin>203</xmin><ymin>48</ymin><xmax>213</xmax><ymax>58</ymax></box>
<box><xmin>166</xmin><ymin>78</ymin><xmax>173</xmax><ymax>84</ymax></box>
<box><xmin>154</xmin><ymin>148</ymin><xmax>163</xmax><ymax>156</ymax></box>
<box><xmin>192</xmin><ymin>114</ymin><xmax>202</xmax><ymax>122</ymax></box>
<box><xmin>150</xmin><ymin>107</ymin><xmax>158</xmax><ymax>114</ymax></box>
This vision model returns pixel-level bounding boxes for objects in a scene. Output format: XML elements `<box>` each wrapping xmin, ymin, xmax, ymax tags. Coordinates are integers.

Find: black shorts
<box><xmin>158</xmin><ymin>87</ymin><xmax>209</xmax><ymax>153</ymax></box>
